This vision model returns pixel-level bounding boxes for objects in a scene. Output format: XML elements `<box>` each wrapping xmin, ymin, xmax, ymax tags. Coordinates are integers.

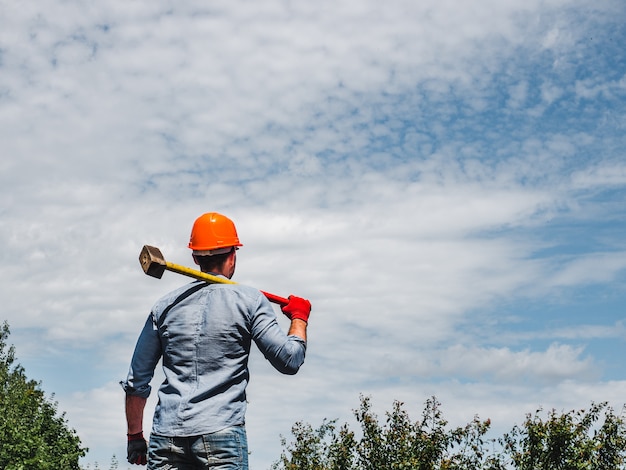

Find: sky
<box><xmin>1</xmin><ymin>0</ymin><xmax>626</xmax><ymax>468</ymax></box>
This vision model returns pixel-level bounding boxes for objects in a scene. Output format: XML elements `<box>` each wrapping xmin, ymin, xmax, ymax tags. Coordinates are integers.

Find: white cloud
<box><xmin>571</xmin><ymin>163</ymin><xmax>626</xmax><ymax>189</ymax></box>
<box><xmin>549</xmin><ymin>252</ymin><xmax>626</xmax><ymax>286</ymax></box>
<box><xmin>1</xmin><ymin>0</ymin><xmax>625</xmax><ymax>468</ymax></box>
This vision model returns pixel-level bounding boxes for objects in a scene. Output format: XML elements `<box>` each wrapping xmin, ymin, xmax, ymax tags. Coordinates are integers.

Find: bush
<box><xmin>272</xmin><ymin>395</ymin><xmax>626</xmax><ymax>470</ymax></box>
<box><xmin>500</xmin><ymin>402</ymin><xmax>626</xmax><ymax>469</ymax></box>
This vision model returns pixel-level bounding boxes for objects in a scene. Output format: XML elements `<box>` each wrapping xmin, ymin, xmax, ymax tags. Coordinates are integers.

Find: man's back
<box><xmin>129</xmin><ymin>280</ymin><xmax>306</xmax><ymax>437</ymax></box>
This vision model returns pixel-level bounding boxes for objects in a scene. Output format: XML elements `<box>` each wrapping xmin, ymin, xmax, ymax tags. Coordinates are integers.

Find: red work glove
<box><xmin>281</xmin><ymin>295</ymin><xmax>311</xmax><ymax>323</ymax></box>
<box><xmin>127</xmin><ymin>431</ymin><xmax>148</xmax><ymax>465</ymax></box>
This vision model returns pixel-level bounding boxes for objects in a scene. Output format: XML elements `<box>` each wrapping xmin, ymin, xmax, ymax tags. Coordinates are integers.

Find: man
<box><xmin>121</xmin><ymin>212</ymin><xmax>311</xmax><ymax>469</ymax></box>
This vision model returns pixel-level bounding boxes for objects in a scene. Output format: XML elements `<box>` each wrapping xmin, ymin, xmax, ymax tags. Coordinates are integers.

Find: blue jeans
<box><xmin>148</xmin><ymin>426</ymin><xmax>248</xmax><ymax>470</ymax></box>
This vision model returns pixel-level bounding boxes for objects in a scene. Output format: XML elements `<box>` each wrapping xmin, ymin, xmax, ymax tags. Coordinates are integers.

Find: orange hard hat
<box><xmin>188</xmin><ymin>212</ymin><xmax>243</xmax><ymax>255</ymax></box>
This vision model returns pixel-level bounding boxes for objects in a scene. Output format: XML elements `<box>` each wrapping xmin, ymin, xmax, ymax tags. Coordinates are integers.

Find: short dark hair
<box><xmin>194</xmin><ymin>248</ymin><xmax>234</xmax><ymax>273</ymax></box>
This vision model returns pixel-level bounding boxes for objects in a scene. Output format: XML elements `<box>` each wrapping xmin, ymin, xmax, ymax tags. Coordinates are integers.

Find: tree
<box><xmin>272</xmin><ymin>395</ymin><xmax>496</xmax><ymax>470</ymax></box>
<box><xmin>499</xmin><ymin>402</ymin><xmax>626</xmax><ymax>469</ymax></box>
<box><xmin>272</xmin><ymin>419</ymin><xmax>354</xmax><ymax>470</ymax></box>
<box><xmin>273</xmin><ymin>395</ymin><xmax>626</xmax><ymax>470</ymax></box>
<box><xmin>0</xmin><ymin>321</ymin><xmax>87</xmax><ymax>469</ymax></box>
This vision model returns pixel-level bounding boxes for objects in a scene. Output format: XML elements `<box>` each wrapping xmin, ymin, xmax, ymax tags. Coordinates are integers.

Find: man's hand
<box><xmin>127</xmin><ymin>432</ymin><xmax>148</xmax><ymax>465</ymax></box>
<box><xmin>281</xmin><ymin>295</ymin><xmax>312</xmax><ymax>323</ymax></box>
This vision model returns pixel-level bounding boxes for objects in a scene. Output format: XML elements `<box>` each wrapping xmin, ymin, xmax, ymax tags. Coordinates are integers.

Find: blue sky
<box><xmin>1</xmin><ymin>0</ymin><xmax>626</xmax><ymax>468</ymax></box>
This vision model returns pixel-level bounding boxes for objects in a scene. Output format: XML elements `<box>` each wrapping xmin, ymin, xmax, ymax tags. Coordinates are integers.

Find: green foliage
<box><xmin>273</xmin><ymin>395</ymin><xmax>494</xmax><ymax>470</ymax></box>
<box><xmin>499</xmin><ymin>402</ymin><xmax>626</xmax><ymax>469</ymax></box>
<box><xmin>273</xmin><ymin>395</ymin><xmax>626</xmax><ymax>470</ymax></box>
<box><xmin>272</xmin><ymin>419</ymin><xmax>352</xmax><ymax>470</ymax></box>
<box><xmin>0</xmin><ymin>321</ymin><xmax>87</xmax><ymax>469</ymax></box>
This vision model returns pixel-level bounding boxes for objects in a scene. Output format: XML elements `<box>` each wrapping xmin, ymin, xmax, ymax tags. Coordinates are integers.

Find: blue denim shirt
<box><xmin>121</xmin><ymin>279</ymin><xmax>306</xmax><ymax>436</ymax></box>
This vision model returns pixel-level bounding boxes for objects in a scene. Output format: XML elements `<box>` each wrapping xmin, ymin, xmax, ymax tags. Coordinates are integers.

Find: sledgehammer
<box><xmin>139</xmin><ymin>245</ymin><xmax>289</xmax><ymax>306</ymax></box>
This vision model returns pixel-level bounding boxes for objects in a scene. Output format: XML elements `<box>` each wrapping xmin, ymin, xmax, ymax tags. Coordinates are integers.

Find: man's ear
<box><xmin>192</xmin><ymin>254</ymin><xmax>199</xmax><ymax>266</ymax></box>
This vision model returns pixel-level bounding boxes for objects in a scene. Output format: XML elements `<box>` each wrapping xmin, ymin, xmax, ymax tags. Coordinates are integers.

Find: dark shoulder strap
<box><xmin>157</xmin><ymin>282</ymin><xmax>209</xmax><ymax>328</ymax></box>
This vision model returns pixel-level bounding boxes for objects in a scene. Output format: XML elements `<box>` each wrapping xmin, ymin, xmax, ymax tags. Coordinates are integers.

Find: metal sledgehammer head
<box><xmin>139</xmin><ymin>245</ymin><xmax>167</xmax><ymax>279</ymax></box>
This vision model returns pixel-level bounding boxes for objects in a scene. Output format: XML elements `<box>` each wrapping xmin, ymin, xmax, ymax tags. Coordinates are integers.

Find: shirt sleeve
<box><xmin>120</xmin><ymin>312</ymin><xmax>163</xmax><ymax>398</ymax></box>
<box><xmin>250</xmin><ymin>294</ymin><xmax>307</xmax><ymax>375</ymax></box>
